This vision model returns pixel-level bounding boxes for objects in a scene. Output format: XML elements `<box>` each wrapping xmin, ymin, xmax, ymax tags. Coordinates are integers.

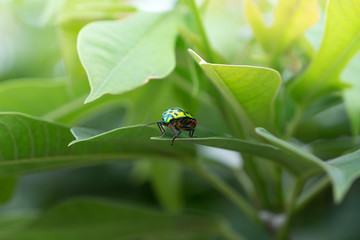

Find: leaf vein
<box><xmin>0</xmin><ymin>120</ymin><xmax>18</xmax><ymax>160</ymax></box>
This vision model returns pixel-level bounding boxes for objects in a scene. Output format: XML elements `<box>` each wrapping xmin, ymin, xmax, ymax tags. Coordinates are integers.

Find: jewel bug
<box><xmin>143</xmin><ymin>107</ymin><xmax>197</xmax><ymax>145</ymax></box>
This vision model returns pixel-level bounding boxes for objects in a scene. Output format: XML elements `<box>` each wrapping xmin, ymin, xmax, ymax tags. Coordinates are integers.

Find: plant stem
<box><xmin>186</xmin><ymin>160</ymin><xmax>261</xmax><ymax>225</ymax></box>
<box><xmin>284</xmin><ymin>105</ymin><xmax>304</xmax><ymax>140</ymax></box>
<box><xmin>221</xmin><ymin>222</ymin><xmax>248</xmax><ymax>240</ymax></box>
<box><xmin>274</xmin><ymin>166</ymin><xmax>284</xmax><ymax>209</ymax></box>
<box><xmin>244</xmin><ymin>155</ymin><xmax>272</xmax><ymax>209</ymax></box>
<box><xmin>233</xmin><ymin>168</ymin><xmax>257</xmax><ymax>205</ymax></box>
<box><xmin>188</xmin><ymin>0</ymin><xmax>214</xmax><ymax>62</ymax></box>
<box><xmin>277</xmin><ymin>178</ymin><xmax>305</xmax><ymax>240</ymax></box>
<box><xmin>186</xmin><ymin>50</ymin><xmax>200</xmax><ymax>96</ymax></box>
<box><xmin>295</xmin><ymin>176</ymin><xmax>330</xmax><ymax>213</ymax></box>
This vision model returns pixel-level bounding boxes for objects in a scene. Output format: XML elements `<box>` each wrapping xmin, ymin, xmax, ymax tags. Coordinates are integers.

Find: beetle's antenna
<box><xmin>140</xmin><ymin>121</ymin><xmax>161</xmax><ymax>131</ymax></box>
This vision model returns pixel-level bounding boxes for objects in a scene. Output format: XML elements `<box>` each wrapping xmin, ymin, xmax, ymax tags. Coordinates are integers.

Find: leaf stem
<box><xmin>295</xmin><ymin>176</ymin><xmax>330</xmax><ymax>213</ymax></box>
<box><xmin>220</xmin><ymin>222</ymin><xmax>248</xmax><ymax>240</ymax></box>
<box><xmin>186</xmin><ymin>160</ymin><xmax>262</xmax><ymax>225</ymax></box>
<box><xmin>188</xmin><ymin>0</ymin><xmax>214</xmax><ymax>62</ymax></box>
<box><xmin>277</xmin><ymin>178</ymin><xmax>304</xmax><ymax>240</ymax></box>
<box><xmin>244</xmin><ymin>156</ymin><xmax>272</xmax><ymax>209</ymax></box>
<box><xmin>284</xmin><ymin>105</ymin><xmax>304</xmax><ymax>140</ymax></box>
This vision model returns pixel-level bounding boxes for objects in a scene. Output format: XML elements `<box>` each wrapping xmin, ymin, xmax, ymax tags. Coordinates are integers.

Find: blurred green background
<box><xmin>1</xmin><ymin>0</ymin><xmax>360</xmax><ymax>239</ymax></box>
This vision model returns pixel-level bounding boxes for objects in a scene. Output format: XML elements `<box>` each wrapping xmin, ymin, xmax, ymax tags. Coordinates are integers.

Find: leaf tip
<box><xmin>84</xmin><ymin>92</ymin><xmax>98</xmax><ymax>104</ymax></box>
<box><xmin>255</xmin><ymin>127</ymin><xmax>267</xmax><ymax>136</ymax></box>
<box><xmin>187</xmin><ymin>49</ymin><xmax>206</xmax><ymax>64</ymax></box>
<box><xmin>68</xmin><ymin>128</ymin><xmax>79</xmax><ymax>146</ymax></box>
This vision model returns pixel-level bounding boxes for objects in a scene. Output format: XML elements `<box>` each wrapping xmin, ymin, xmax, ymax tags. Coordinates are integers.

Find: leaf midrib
<box><xmin>0</xmin><ymin>152</ymin><xmax>172</xmax><ymax>166</ymax></box>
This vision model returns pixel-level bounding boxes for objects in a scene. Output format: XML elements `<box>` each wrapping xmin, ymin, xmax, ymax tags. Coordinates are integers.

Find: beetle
<box><xmin>143</xmin><ymin>107</ymin><xmax>197</xmax><ymax>145</ymax></box>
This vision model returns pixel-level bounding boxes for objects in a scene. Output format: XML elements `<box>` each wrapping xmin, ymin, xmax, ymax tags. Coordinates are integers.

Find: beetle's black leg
<box><xmin>169</xmin><ymin>123</ymin><xmax>181</xmax><ymax>145</ymax></box>
<box><xmin>189</xmin><ymin>129</ymin><xmax>194</xmax><ymax>137</ymax></box>
<box><xmin>185</xmin><ymin>128</ymin><xmax>197</xmax><ymax>138</ymax></box>
<box><xmin>157</xmin><ymin>121</ymin><xmax>166</xmax><ymax>136</ymax></box>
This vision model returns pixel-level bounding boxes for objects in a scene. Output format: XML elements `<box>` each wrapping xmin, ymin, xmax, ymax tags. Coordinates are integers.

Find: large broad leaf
<box><xmin>71</xmin><ymin>122</ymin><xmax>317</xmax><ymax>177</ymax></box>
<box><xmin>245</xmin><ymin>0</ymin><xmax>319</xmax><ymax>57</ymax></box>
<box><xmin>0</xmin><ymin>113</ymin><xmax>191</xmax><ymax>177</ymax></box>
<box><xmin>59</xmin><ymin>0</ymin><xmax>136</xmax><ymax>95</ymax></box>
<box><xmin>78</xmin><ymin>11</ymin><xmax>179</xmax><ymax>103</ymax></box>
<box><xmin>188</xmin><ymin>49</ymin><xmax>281</xmax><ymax>129</ymax></box>
<box><xmin>255</xmin><ymin>127</ymin><xmax>360</xmax><ymax>203</ymax></box>
<box><xmin>69</xmin><ymin>125</ymin><xmax>195</xmax><ymax>156</ymax></box>
<box><xmin>0</xmin><ymin>113</ymin><xmax>109</xmax><ymax>176</ymax></box>
<box><xmin>291</xmin><ymin>0</ymin><xmax>360</xmax><ymax>104</ymax></box>
<box><xmin>7</xmin><ymin>198</ymin><xmax>238</xmax><ymax>240</ymax></box>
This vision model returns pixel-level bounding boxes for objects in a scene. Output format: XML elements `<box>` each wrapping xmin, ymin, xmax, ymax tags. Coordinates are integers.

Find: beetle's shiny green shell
<box><xmin>161</xmin><ymin>107</ymin><xmax>195</xmax><ymax>124</ymax></box>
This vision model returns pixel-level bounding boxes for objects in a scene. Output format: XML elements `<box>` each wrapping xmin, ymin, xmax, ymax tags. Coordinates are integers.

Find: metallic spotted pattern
<box><xmin>161</xmin><ymin>107</ymin><xmax>195</xmax><ymax>124</ymax></box>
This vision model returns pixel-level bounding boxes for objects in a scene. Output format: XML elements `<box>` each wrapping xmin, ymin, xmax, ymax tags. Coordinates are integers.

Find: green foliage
<box><xmin>7</xmin><ymin>199</ymin><xmax>232</xmax><ymax>240</ymax></box>
<box><xmin>1</xmin><ymin>0</ymin><xmax>360</xmax><ymax>239</ymax></box>
<box><xmin>189</xmin><ymin>49</ymin><xmax>281</xmax><ymax>130</ymax></box>
<box><xmin>78</xmin><ymin>12</ymin><xmax>179</xmax><ymax>103</ymax></box>
<box><xmin>291</xmin><ymin>0</ymin><xmax>360</xmax><ymax>104</ymax></box>
<box><xmin>245</xmin><ymin>0</ymin><xmax>319</xmax><ymax>65</ymax></box>
<box><xmin>342</xmin><ymin>53</ymin><xmax>360</xmax><ymax>136</ymax></box>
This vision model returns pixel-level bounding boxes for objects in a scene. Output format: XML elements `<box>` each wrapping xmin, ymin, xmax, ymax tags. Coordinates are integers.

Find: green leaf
<box><xmin>7</xmin><ymin>198</ymin><xmax>234</xmax><ymax>240</ymax></box>
<box><xmin>188</xmin><ymin>49</ymin><xmax>281</xmax><ymax>129</ymax></box>
<box><xmin>0</xmin><ymin>79</ymin><xmax>72</xmax><ymax>117</ymax></box>
<box><xmin>291</xmin><ymin>0</ymin><xmax>360</xmax><ymax>104</ymax></box>
<box><xmin>0</xmin><ymin>78</ymin><xmax>106</xmax><ymax>125</ymax></box>
<box><xmin>150</xmin><ymin>160</ymin><xmax>183</xmax><ymax>212</ymax></box>
<box><xmin>0</xmin><ymin>211</ymin><xmax>38</xmax><ymax>239</ymax></box>
<box><xmin>152</xmin><ymin>129</ymin><xmax>314</xmax><ymax>177</ymax></box>
<box><xmin>72</xmin><ymin>123</ymin><xmax>318</xmax><ymax>177</ymax></box>
<box><xmin>255</xmin><ymin>127</ymin><xmax>360</xmax><ymax>203</ymax></box>
<box><xmin>0</xmin><ymin>176</ymin><xmax>17</xmax><ymax>203</ymax></box>
<box><xmin>69</xmin><ymin>125</ymin><xmax>196</xmax><ymax>157</ymax></box>
<box><xmin>78</xmin><ymin>11</ymin><xmax>179</xmax><ymax>103</ymax></box>
<box><xmin>255</xmin><ymin>128</ymin><xmax>325</xmax><ymax>178</ymax></box>
<box><xmin>0</xmin><ymin>78</ymin><xmax>141</xmax><ymax>126</ymax></box>
<box><xmin>342</xmin><ymin>52</ymin><xmax>360</xmax><ymax>136</ymax></box>
<box><xmin>245</xmin><ymin>0</ymin><xmax>319</xmax><ymax>57</ymax></box>
<box><xmin>0</xmin><ymin>113</ymin><xmax>191</xmax><ymax>177</ymax></box>
<box><xmin>0</xmin><ymin>113</ymin><xmax>94</xmax><ymax>176</ymax></box>
<box><xmin>325</xmin><ymin>150</ymin><xmax>360</xmax><ymax>203</ymax></box>
<box><xmin>59</xmin><ymin>0</ymin><xmax>136</xmax><ymax>95</ymax></box>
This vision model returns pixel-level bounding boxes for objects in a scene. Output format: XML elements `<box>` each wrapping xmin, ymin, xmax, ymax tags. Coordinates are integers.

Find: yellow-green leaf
<box><xmin>245</xmin><ymin>0</ymin><xmax>319</xmax><ymax>57</ymax></box>
<box><xmin>291</xmin><ymin>0</ymin><xmax>360</xmax><ymax>104</ymax></box>
<box><xmin>189</xmin><ymin>49</ymin><xmax>281</xmax><ymax>129</ymax></box>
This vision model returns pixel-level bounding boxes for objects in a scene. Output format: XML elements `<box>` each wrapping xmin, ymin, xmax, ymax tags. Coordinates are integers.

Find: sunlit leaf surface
<box><xmin>189</xmin><ymin>49</ymin><xmax>281</xmax><ymax>129</ymax></box>
<box><xmin>291</xmin><ymin>0</ymin><xmax>360</xmax><ymax>104</ymax></box>
<box><xmin>78</xmin><ymin>12</ymin><xmax>178</xmax><ymax>103</ymax></box>
<box><xmin>245</xmin><ymin>0</ymin><xmax>319</xmax><ymax>57</ymax></box>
